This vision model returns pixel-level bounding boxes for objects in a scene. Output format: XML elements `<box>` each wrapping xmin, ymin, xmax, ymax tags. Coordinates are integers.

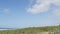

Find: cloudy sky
<box><xmin>0</xmin><ymin>0</ymin><xmax>60</xmax><ymax>28</ymax></box>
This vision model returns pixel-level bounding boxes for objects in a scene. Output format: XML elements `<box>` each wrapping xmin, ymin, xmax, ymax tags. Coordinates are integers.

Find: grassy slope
<box><xmin>0</xmin><ymin>26</ymin><xmax>60</xmax><ymax>34</ymax></box>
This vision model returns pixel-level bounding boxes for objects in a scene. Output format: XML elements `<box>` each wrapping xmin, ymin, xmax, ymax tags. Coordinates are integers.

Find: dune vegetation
<box><xmin>0</xmin><ymin>26</ymin><xmax>60</xmax><ymax>34</ymax></box>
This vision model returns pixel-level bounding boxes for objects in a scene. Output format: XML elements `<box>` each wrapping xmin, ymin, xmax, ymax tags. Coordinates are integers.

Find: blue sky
<box><xmin>0</xmin><ymin>0</ymin><xmax>60</xmax><ymax>28</ymax></box>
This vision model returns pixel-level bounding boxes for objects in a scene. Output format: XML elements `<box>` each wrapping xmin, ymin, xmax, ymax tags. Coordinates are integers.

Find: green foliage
<box><xmin>0</xmin><ymin>26</ymin><xmax>60</xmax><ymax>34</ymax></box>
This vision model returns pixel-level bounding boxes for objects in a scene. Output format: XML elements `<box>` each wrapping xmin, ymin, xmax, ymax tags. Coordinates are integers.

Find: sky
<box><xmin>0</xmin><ymin>0</ymin><xmax>60</xmax><ymax>28</ymax></box>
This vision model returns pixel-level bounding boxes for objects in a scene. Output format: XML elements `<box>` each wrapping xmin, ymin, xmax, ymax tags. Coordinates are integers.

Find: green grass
<box><xmin>0</xmin><ymin>26</ymin><xmax>60</xmax><ymax>34</ymax></box>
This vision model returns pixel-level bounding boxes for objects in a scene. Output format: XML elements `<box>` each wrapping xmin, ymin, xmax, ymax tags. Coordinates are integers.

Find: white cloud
<box><xmin>27</xmin><ymin>0</ymin><xmax>51</xmax><ymax>14</ymax></box>
<box><xmin>0</xmin><ymin>8</ymin><xmax>9</xmax><ymax>14</ymax></box>
<box><xmin>53</xmin><ymin>8</ymin><xmax>60</xmax><ymax>16</ymax></box>
<box><xmin>3</xmin><ymin>8</ymin><xmax>9</xmax><ymax>14</ymax></box>
<box><xmin>53</xmin><ymin>0</ymin><xmax>60</xmax><ymax>6</ymax></box>
<box><xmin>27</xmin><ymin>0</ymin><xmax>60</xmax><ymax>16</ymax></box>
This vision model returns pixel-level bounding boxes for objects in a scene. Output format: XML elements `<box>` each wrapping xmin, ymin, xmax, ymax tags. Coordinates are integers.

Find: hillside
<box><xmin>0</xmin><ymin>26</ymin><xmax>60</xmax><ymax>34</ymax></box>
